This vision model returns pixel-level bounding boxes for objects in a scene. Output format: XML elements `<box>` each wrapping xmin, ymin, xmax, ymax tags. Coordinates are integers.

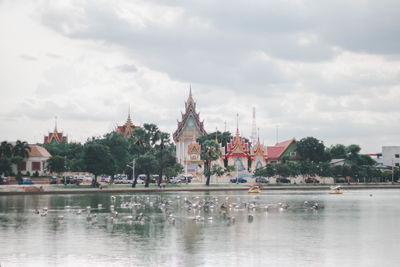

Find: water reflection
<box><xmin>1</xmin><ymin>190</ymin><xmax>400</xmax><ymax>266</ymax></box>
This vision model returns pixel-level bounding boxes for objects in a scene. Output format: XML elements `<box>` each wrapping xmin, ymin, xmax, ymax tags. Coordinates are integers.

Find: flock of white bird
<box><xmin>32</xmin><ymin>194</ymin><xmax>321</xmax><ymax>226</ymax></box>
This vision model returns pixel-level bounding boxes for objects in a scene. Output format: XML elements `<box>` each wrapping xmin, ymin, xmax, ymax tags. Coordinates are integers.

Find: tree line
<box><xmin>45</xmin><ymin>123</ymin><xmax>183</xmax><ymax>187</ymax></box>
<box><xmin>255</xmin><ymin>137</ymin><xmax>399</xmax><ymax>183</ymax></box>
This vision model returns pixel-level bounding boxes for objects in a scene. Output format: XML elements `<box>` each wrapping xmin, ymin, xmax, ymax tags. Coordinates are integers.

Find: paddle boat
<box><xmin>248</xmin><ymin>185</ymin><xmax>261</xmax><ymax>194</ymax></box>
<box><xmin>329</xmin><ymin>185</ymin><xmax>343</xmax><ymax>194</ymax></box>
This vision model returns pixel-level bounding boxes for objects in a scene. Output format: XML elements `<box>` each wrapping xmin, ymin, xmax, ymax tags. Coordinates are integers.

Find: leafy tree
<box><xmin>0</xmin><ymin>157</ymin><xmax>12</xmax><ymax>176</ymax></box>
<box><xmin>83</xmin><ymin>144</ymin><xmax>115</xmax><ymax>186</ymax></box>
<box><xmin>0</xmin><ymin>141</ymin><xmax>13</xmax><ymax>158</ymax></box>
<box><xmin>201</xmin><ymin>140</ymin><xmax>221</xmax><ymax>186</ymax></box>
<box><xmin>12</xmin><ymin>140</ymin><xmax>31</xmax><ymax>159</ymax></box>
<box><xmin>47</xmin><ymin>155</ymin><xmax>66</xmax><ymax>173</ymax></box>
<box><xmin>297</xmin><ymin>137</ymin><xmax>325</xmax><ymax>162</ymax></box>
<box><xmin>135</xmin><ymin>154</ymin><xmax>157</xmax><ymax>187</ymax></box>
<box><xmin>100</xmin><ymin>132</ymin><xmax>130</xmax><ymax>181</ymax></box>
<box><xmin>275</xmin><ymin>163</ymin><xmax>290</xmax><ymax>178</ymax></box>
<box><xmin>327</xmin><ymin>144</ymin><xmax>347</xmax><ymax>159</ymax></box>
<box><xmin>317</xmin><ymin>162</ymin><xmax>332</xmax><ymax>177</ymax></box>
<box><xmin>164</xmin><ymin>163</ymin><xmax>184</xmax><ymax>179</ymax></box>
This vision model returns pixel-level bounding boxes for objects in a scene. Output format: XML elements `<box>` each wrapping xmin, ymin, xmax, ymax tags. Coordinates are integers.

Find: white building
<box><xmin>375</xmin><ymin>146</ymin><xmax>400</xmax><ymax>167</ymax></box>
<box><xmin>12</xmin><ymin>145</ymin><xmax>52</xmax><ymax>175</ymax></box>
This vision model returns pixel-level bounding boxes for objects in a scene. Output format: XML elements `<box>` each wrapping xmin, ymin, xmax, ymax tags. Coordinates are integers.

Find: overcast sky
<box><xmin>1</xmin><ymin>0</ymin><xmax>399</xmax><ymax>153</ymax></box>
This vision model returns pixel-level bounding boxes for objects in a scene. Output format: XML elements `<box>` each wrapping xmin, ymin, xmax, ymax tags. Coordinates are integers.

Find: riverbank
<box><xmin>1</xmin><ymin>183</ymin><xmax>400</xmax><ymax>195</ymax></box>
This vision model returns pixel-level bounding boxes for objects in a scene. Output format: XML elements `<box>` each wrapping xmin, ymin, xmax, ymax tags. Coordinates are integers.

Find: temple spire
<box><xmin>54</xmin><ymin>116</ymin><xmax>58</xmax><ymax>131</ymax></box>
<box><xmin>236</xmin><ymin>113</ymin><xmax>239</xmax><ymax>136</ymax></box>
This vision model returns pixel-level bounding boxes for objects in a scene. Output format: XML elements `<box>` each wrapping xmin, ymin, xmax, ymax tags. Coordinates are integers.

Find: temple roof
<box><xmin>29</xmin><ymin>145</ymin><xmax>51</xmax><ymax>158</ymax></box>
<box><xmin>116</xmin><ymin>113</ymin><xmax>140</xmax><ymax>138</ymax></box>
<box><xmin>173</xmin><ymin>88</ymin><xmax>206</xmax><ymax>142</ymax></box>
<box><xmin>224</xmin><ymin>128</ymin><xmax>250</xmax><ymax>158</ymax></box>
<box><xmin>44</xmin><ymin>120</ymin><xmax>67</xmax><ymax>144</ymax></box>
<box><xmin>251</xmin><ymin>139</ymin><xmax>267</xmax><ymax>159</ymax></box>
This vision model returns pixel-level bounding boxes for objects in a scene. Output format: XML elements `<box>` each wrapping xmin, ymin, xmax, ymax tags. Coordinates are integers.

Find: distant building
<box><xmin>250</xmin><ymin>138</ymin><xmax>268</xmax><ymax>172</ymax></box>
<box><xmin>12</xmin><ymin>145</ymin><xmax>52</xmax><ymax>175</ymax></box>
<box><xmin>173</xmin><ymin>88</ymin><xmax>206</xmax><ymax>173</ymax></box>
<box><xmin>116</xmin><ymin>112</ymin><xmax>140</xmax><ymax>138</ymax></box>
<box><xmin>44</xmin><ymin>120</ymin><xmax>67</xmax><ymax>144</ymax></box>
<box><xmin>374</xmin><ymin>146</ymin><xmax>400</xmax><ymax>167</ymax></box>
<box><xmin>223</xmin><ymin>127</ymin><xmax>251</xmax><ymax>171</ymax></box>
<box><xmin>266</xmin><ymin>138</ymin><xmax>297</xmax><ymax>164</ymax></box>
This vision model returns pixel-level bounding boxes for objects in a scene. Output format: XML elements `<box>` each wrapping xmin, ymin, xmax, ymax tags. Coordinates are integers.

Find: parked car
<box><xmin>335</xmin><ymin>178</ymin><xmax>346</xmax><ymax>183</ymax></box>
<box><xmin>276</xmin><ymin>177</ymin><xmax>291</xmax><ymax>183</ymax></box>
<box><xmin>230</xmin><ymin>178</ymin><xmax>247</xmax><ymax>183</ymax></box>
<box><xmin>19</xmin><ymin>177</ymin><xmax>34</xmax><ymax>185</ymax></box>
<box><xmin>178</xmin><ymin>174</ymin><xmax>192</xmax><ymax>183</ymax></box>
<box><xmin>1</xmin><ymin>176</ymin><xmax>9</xmax><ymax>185</ymax></box>
<box><xmin>305</xmin><ymin>178</ymin><xmax>320</xmax><ymax>184</ymax></box>
<box><xmin>135</xmin><ymin>178</ymin><xmax>145</xmax><ymax>184</ymax></box>
<box><xmin>255</xmin><ymin>177</ymin><xmax>269</xmax><ymax>184</ymax></box>
<box><xmin>168</xmin><ymin>177</ymin><xmax>181</xmax><ymax>184</ymax></box>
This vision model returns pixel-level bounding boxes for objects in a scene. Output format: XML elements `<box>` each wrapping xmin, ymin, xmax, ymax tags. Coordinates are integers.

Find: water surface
<box><xmin>1</xmin><ymin>190</ymin><xmax>399</xmax><ymax>267</ymax></box>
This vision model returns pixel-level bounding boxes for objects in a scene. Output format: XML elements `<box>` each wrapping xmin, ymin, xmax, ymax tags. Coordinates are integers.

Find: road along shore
<box><xmin>1</xmin><ymin>184</ymin><xmax>400</xmax><ymax>196</ymax></box>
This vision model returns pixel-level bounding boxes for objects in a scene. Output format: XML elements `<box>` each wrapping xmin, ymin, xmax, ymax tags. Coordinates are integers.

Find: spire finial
<box><xmin>54</xmin><ymin>116</ymin><xmax>58</xmax><ymax>131</ymax></box>
<box><xmin>215</xmin><ymin>127</ymin><xmax>218</xmax><ymax>143</ymax></box>
<box><xmin>189</xmin><ymin>84</ymin><xmax>192</xmax><ymax>97</ymax></box>
<box><xmin>128</xmin><ymin>105</ymin><xmax>131</xmax><ymax>120</ymax></box>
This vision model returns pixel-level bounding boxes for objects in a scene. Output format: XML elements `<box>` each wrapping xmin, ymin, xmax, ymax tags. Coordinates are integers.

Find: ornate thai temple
<box><xmin>173</xmin><ymin>88</ymin><xmax>206</xmax><ymax>174</ymax></box>
<box><xmin>223</xmin><ymin>127</ymin><xmax>251</xmax><ymax>171</ymax></box>
<box><xmin>250</xmin><ymin>138</ymin><xmax>268</xmax><ymax>172</ymax></box>
<box><xmin>116</xmin><ymin>112</ymin><xmax>140</xmax><ymax>138</ymax></box>
<box><xmin>44</xmin><ymin>119</ymin><xmax>68</xmax><ymax>144</ymax></box>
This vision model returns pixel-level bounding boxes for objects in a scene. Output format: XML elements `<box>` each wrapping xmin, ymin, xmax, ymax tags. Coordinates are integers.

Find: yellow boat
<box><xmin>329</xmin><ymin>186</ymin><xmax>343</xmax><ymax>194</ymax></box>
<box><xmin>248</xmin><ymin>185</ymin><xmax>261</xmax><ymax>193</ymax></box>
<box><xmin>329</xmin><ymin>189</ymin><xmax>343</xmax><ymax>194</ymax></box>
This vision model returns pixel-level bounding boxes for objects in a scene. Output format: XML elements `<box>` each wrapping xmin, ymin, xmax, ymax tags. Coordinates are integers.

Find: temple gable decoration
<box><xmin>173</xmin><ymin>88</ymin><xmax>206</xmax><ymax>143</ymax></box>
<box><xmin>44</xmin><ymin>119</ymin><xmax>68</xmax><ymax>144</ymax></box>
<box><xmin>116</xmin><ymin>112</ymin><xmax>140</xmax><ymax>138</ymax></box>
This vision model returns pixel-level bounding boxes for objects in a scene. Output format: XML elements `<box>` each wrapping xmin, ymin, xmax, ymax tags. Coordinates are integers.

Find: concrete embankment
<box><xmin>1</xmin><ymin>184</ymin><xmax>400</xmax><ymax>196</ymax></box>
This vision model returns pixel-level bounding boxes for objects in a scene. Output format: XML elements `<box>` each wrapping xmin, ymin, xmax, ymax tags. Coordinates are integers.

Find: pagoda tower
<box><xmin>116</xmin><ymin>109</ymin><xmax>140</xmax><ymax>138</ymax></box>
<box><xmin>44</xmin><ymin>117</ymin><xmax>68</xmax><ymax>144</ymax></box>
<box><xmin>173</xmin><ymin>87</ymin><xmax>206</xmax><ymax>172</ymax></box>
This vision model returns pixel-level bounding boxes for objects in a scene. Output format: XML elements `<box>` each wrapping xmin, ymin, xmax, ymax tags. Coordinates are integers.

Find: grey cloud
<box><xmin>116</xmin><ymin>64</ymin><xmax>138</xmax><ymax>72</ymax></box>
<box><xmin>20</xmin><ymin>54</ymin><xmax>37</xmax><ymax>61</ymax></box>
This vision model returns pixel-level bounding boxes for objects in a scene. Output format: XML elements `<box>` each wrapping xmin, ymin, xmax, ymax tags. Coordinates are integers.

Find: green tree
<box><xmin>0</xmin><ymin>157</ymin><xmax>12</xmax><ymax>176</ymax></box>
<box><xmin>135</xmin><ymin>154</ymin><xmax>157</xmax><ymax>187</ymax></box>
<box><xmin>47</xmin><ymin>155</ymin><xmax>66</xmax><ymax>173</ymax></box>
<box><xmin>297</xmin><ymin>137</ymin><xmax>325</xmax><ymax>162</ymax></box>
<box><xmin>201</xmin><ymin>140</ymin><xmax>221</xmax><ymax>186</ymax></box>
<box><xmin>83</xmin><ymin>144</ymin><xmax>115</xmax><ymax>186</ymax></box>
<box><xmin>0</xmin><ymin>141</ymin><xmax>13</xmax><ymax>158</ymax></box>
<box><xmin>327</xmin><ymin>144</ymin><xmax>347</xmax><ymax>159</ymax></box>
<box><xmin>12</xmin><ymin>140</ymin><xmax>31</xmax><ymax>159</ymax></box>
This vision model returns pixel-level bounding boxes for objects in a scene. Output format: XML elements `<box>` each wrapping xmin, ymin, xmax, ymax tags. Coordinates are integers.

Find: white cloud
<box><xmin>0</xmin><ymin>0</ymin><xmax>400</xmax><ymax>154</ymax></box>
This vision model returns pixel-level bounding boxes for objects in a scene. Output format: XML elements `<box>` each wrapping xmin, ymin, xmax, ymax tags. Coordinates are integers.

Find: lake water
<box><xmin>1</xmin><ymin>189</ymin><xmax>399</xmax><ymax>267</ymax></box>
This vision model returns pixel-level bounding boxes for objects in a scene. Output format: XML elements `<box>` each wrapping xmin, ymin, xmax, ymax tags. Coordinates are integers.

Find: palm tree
<box><xmin>0</xmin><ymin>141</ymin><xmax>13</xmax><ymax>158</ymax></box>
<box><xmin>12</xmin><ymin>140</ymin><xmax>31</xmax><ymax>159</ymax></box>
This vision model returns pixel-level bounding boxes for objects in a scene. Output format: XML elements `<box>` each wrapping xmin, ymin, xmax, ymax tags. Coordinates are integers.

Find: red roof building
<box><xmin>44</xmin><ymin>121</ymin><xmax>67</xmax><ymax>144</ymax></box>
<box><xmin>116</xmin><ymin>113</ymin><xmax>140</xmax><ymax>138</ymax></box>
<box><xmin>224</xmin><ymin>128</ymin><xmax>250</xmax><ymax>171</ymax></box>
<box><xmin>267</xmin><ymin>138</ymin><xmax>297</xmax><ymax>163</ymax></box>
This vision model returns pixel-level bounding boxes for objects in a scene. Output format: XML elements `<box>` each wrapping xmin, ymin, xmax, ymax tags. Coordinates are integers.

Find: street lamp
<box><xmin>392</xmin><ymin>159</ymin><xmax>394</xmax><ymax>184</ymax></box>
<box><xmin>127</xmin><ymin>159</ymin><xmax>135</xmax><ymax>181</ymax></box>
